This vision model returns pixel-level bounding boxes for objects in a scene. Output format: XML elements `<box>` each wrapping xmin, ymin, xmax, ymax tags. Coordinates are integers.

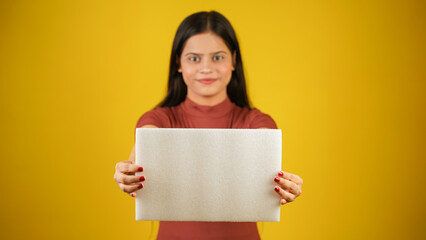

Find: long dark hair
<box><xmin>157</xmin><ymin>11</ymin><xmax>251</xmax><ymax>108</ymax></box>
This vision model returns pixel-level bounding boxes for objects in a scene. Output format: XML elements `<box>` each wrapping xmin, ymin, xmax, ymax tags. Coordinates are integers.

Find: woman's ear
<box><xmin>232</xmin><ymin>51</ymin><xmax>236</xmax><ymax>70</ymax></box>
<box><xmin>176</xmin><ymin>56</ymin><xmax>182</xmax><ymax>72</ymax></box>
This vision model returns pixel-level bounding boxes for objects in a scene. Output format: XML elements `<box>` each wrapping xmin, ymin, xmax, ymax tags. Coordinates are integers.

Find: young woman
<box><xmin>114</xmin><ymin>11</ymin><xmax>303</xmax><ymax>240</ymax></box>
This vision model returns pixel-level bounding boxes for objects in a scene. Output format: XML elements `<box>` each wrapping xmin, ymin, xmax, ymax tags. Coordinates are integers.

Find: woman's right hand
<box><xmin>115</xmin><ymin>126</ymin><xmax>156</xmax><ymax>197</ymax></box>
<box><xmin>114</xmin><ymin>160</ymin><xmax>145</xmax><ymax>197</ymax></box>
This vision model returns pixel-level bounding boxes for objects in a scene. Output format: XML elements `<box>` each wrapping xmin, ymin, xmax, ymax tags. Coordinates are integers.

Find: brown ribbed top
<box><xmin>135</xmin><ymin>96</ymin><xmax>277</xmax><ymax>240</ymax></box>
<box><xmin>136</xmin><ymin>96</ymin><xmax>277</xmax><ymax>129</ymax></box>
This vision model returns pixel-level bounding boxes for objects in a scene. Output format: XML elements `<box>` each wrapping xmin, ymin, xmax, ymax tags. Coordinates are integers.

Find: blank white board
<box><xmin>135</xmin><ymin>128</ymin><xmax>282</xmax><ymax>222</ymax></box>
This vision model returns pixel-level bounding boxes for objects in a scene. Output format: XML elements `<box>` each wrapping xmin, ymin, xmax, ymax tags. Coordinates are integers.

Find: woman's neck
<box><xmin>186</xmin><ymin>92</ymin><xmax>228</xmax><ymax>106</ymax></box>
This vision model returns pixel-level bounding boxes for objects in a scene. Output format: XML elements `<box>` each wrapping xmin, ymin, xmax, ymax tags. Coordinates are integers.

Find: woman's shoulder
<box><xmin>232</xmin><ymin>105</ymin><xmax>278</xmax><ymax>129</ymax></box>
<box><xmin>135</xmin><ymin>106</ymin><xmax>176</xmax><ymax>128</ymax></box>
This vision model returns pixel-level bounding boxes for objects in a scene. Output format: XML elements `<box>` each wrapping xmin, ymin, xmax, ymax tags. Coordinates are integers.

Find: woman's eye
<box><xmin>213</xmin><ymin>55</ymin><xmax>224</xmax><ymax>61</ymax></box>
<box><xmin>189</xmin><ymin>56</ymin><xmax>200</xmax><ymax>62</ymax></box>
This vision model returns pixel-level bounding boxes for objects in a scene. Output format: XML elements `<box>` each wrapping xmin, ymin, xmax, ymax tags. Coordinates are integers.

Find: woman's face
<box><xmin>178</xmin><ymin>31</ymin><xmax>235</xmax><ymax>106</ymax></box>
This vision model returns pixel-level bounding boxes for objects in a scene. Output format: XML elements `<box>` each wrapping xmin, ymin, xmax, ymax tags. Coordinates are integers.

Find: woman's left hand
<box><xmin>274</xmin><ymin>171</ymin><xmax>303</xmax><ymax>205</ymax></box>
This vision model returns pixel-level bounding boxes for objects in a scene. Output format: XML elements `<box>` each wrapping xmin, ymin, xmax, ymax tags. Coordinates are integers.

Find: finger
<box><xmin>117</xmin><ymin>161</ymin><xmax>144</xmax><ymax>174</ymax></box>
<box><xmin>114</xmin><ymin>171</ymin><xmax>146</xmax><ymax>184</ymax></box>
<box><xmin>280</xmin><ymin>199</ymin><xmax>287</xmax><ymax>205</ymax></box>
<box><xmin>278</xmin><ymin>171</ymin><xmax>303</xmax><ymax>186</ymax></box>
<box><xmin>274</xmin><ymin>186</ymin><xmax>296</xmax><ymax>202</ymax></box>
<box><xmin>274</xmin><ymin>177</ymin><xmax>302</xmax><ymax>196</ymax></box>
<box><xmin>119</xmin><ymin>182</ymin><xmax>144</xmax><ymax>194</ymax></box>
<box><xmin>116</xmin><ymin>161</ymin><xmax>144</xmax><ymax>174</ymax></box>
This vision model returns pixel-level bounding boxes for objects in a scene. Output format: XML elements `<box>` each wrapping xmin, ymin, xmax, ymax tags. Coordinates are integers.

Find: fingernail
<box><xmin>140</xmin><ymin>176</ymin><xmax>145</xmax><ymax>181</ymax></box>
<box><xmin>130</xmin><ymin>193</ymin><xmax>135</xmax><ymax>197</ymax></box>
<box><xmin>138</xmin><ymin>184</ymin><xmax>143</xmax><ymax>189</ymax></box>
<box><xmin>278</xmin><ymin>171</ymin><xmax>284</xmax><ymax>176</ymax></box>
<box><xmin>274</xmin><ymin>186</ymin><xmax>280</xmax><ymax>192</ymax></box>
<box><xmin>138</xmin><ymin>167</ymin><xmax>143</xmax><ymax>172</ymax></box>
<box><xmin>274</xmin><ymin>177</ymin><xmax>280</xmax><ymax>183</ymax></box>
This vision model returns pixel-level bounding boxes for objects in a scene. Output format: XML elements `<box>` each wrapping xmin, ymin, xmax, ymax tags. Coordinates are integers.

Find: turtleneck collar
<box><xmin>180</xmin><ymin>96</ymin><xmax>235</xmax><ymax>118</ymax></box>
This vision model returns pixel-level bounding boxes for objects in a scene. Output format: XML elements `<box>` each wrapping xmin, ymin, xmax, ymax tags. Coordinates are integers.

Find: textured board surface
<box><xmin>135</xmin><ymin>128</ymin><xmax>282</xmax><ymax>222</ymax></box>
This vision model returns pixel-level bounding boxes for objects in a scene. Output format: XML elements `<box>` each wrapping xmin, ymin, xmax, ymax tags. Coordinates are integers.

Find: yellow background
<box><xmin>1</xmin><ymin>0</ymin><xmax>425</xmax><ymax>239</ymax></box>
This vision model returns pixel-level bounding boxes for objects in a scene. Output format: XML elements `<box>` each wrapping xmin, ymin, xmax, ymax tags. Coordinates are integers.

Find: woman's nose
<box><xmin>200</xmin><ymin>59</ymin><xmax>213</xmax><ymax>73</ymax></box>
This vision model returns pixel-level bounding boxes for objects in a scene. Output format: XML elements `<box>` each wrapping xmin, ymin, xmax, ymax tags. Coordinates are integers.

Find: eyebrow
<box><xmin>184</xmin><ymin>51</ymin><xmax>227</xmax><ymax>56</ymax></box>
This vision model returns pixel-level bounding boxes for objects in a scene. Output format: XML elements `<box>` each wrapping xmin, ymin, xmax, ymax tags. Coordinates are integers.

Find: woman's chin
<box><xmin>187</xmin><ymin>91</ymin><xmax>227</xmax><ymax>105</ymax></box>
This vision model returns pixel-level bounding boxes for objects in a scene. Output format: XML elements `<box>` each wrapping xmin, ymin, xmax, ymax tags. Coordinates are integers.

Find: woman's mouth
<box><xmin>198</xmin><ymin>78</ymin><xmax>217</xmax><ymax>84</ymax></box>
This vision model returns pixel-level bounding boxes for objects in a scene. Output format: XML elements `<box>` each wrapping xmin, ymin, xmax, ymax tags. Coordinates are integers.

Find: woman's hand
<box><xmin>115</xmin><ymin>126</ymin><xmax>156</xmax><ymax>197</ymax></box>
<box><xmin>273</xmin><ymin>171</ymin><xmax>303</xmax><ymax>205</ymax></box>
<box><xmin>114</xmin><ymin>160</ymin><xmax>145</xmax><ymax>197</ymax></box>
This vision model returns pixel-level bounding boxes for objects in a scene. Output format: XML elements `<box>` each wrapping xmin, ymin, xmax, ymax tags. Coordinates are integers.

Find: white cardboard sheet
<box><xmin>135</xmin><ymin>128</ymin><xmax>282</xmax><ymax>222</ymax></box>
